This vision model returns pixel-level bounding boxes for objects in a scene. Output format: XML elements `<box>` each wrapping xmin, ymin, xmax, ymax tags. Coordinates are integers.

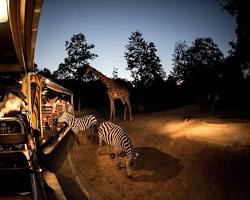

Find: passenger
<box><xmin>0</xmin><ymin>91</ymin><xmax>35</xmax><ymax>150</ymax></box>
<box><xmin>0</xmin><ymin>91</ymin><xmax>25</xmax><ymax>117</ymax></box>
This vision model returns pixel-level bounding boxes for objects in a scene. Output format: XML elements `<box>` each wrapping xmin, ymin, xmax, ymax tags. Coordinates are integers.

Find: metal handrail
<box><xmin>0</xmin><ymin>117</ymin><xmax>25</xmax><ymax>134</ymax></box>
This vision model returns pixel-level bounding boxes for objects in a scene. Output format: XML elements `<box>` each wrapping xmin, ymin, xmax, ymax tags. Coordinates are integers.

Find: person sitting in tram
<box><xmin>0</xmin><ymin>90</ymin><xmax>35</xmax><ymax>150</ymax></box>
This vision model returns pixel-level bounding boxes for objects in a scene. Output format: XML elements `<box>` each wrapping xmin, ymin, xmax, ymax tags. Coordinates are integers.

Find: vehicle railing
<box><xmin>0</xmin><ymin>117</ymin><xmax>31</xmax><ymax>166</ymax></box>
<box><xmin>0</xmin><ymin>117</ymin><xmax>48</xmax><ymax>199</ymax></box>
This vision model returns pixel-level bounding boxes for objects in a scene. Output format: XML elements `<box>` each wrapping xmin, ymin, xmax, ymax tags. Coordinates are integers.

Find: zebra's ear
<box><xmin>134</xmin><ymin>152</ymin><xmax>139</xmax><ymax>159</ymax></box>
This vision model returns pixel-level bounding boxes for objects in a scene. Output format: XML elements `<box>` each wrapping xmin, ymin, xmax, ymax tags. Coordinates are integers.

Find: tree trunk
<box><xmin>77</xmin><ymin>80</ymin><xmax>81</xmax><ymax>112</ymax></box>
<box><xmin>77</xmin><ymin>88</ymin><xmax>81</xmax><ymax>112</ymax></box>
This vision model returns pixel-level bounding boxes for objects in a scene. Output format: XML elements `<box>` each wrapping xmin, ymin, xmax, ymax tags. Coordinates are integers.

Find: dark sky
<box><xmin>35</xmin><ymin>0</ymin><xmax>236</xmax><ymax>79</ymax></box>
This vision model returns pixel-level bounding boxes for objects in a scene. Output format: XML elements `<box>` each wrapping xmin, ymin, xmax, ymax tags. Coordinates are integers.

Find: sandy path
<box><xmin>73</xmin><ymin>108</ymin><xmax>250</xmax><ymax>200</ymax></box>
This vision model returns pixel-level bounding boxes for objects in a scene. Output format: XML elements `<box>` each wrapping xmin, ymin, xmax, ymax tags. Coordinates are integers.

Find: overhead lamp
<box><xmin>0</xmin><ymin>0</ymin><xmax>8</xmax><ymax>23</ymax></box>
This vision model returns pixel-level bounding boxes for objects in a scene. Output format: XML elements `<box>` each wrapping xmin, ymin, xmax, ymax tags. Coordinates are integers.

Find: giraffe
<box><xmin>85</xmin><ymin>66</ymin><xmax>132</xmax><ymax>122</ymax></box>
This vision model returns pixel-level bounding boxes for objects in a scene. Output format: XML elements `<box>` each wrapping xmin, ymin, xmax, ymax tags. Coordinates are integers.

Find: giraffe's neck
<box><xmin>89</xmin><ymin>67</ymin><xmax>113</xmax><ymax>88</ymax></box>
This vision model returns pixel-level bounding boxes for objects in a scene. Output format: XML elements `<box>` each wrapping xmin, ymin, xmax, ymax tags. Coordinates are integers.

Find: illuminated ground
<box><xmin>71</xmin><ymin>105</ymin><xmax>250</xmax><ymax>200</ymax></box>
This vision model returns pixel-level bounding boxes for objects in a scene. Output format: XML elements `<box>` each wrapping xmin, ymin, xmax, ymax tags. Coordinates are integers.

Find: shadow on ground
<box><xmin>196</xmin><ymin>146</ymin><xmax>250</xmax><ymax>200</ymax></box>
<box><xmin>132</xmin><ymin>146</ymin><xmax>182</xmax><ymax>182</ymax></box>
<box><xmin>57</xmin><ymin>174</ymin><xmax>88</xmax><ymax>200</ymax></box>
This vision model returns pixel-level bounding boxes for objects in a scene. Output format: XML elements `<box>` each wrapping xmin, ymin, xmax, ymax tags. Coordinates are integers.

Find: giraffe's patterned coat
<box><xmin>85</xmin><ymin>66</ymin><xmax>132</xmax><ymax>122</ymax></box>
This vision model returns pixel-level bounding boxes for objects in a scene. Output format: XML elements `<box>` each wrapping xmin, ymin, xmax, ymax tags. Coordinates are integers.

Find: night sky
<box><xmin>35</xmin><ymin>0</ymin><xmax>236</xmax><ymax>80</ymax></box>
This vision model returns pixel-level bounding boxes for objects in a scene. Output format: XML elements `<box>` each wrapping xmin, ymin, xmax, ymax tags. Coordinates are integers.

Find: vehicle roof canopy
<box><xmin>0</xmin><ymin>0</ymin><xmax>43</xmax><ymax>73</ymax></box>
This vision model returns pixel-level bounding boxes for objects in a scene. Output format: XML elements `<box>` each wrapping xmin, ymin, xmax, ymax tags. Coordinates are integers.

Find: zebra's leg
<box><xmin>83</xmin><ymin>130</ymin><xmax>86</xmax><ymax>144</ymax></box>
<box><xmin>114</xmin><ymin>147</ymin><xmax>122</xmax><ymax>169</ymax></box>
<box><xmin>74</xmin><ymin>132</ymin><xmax>80</xmax><ymax>144</ymax></box>
<box><xmin>84</xmin><ymin>129</ymin><xmax>89</xmax><ymax>144</ymax></box>
<box><xmin>91</xmin><ymin>125</ymin><xmax>97</xmax><ymax>144</ymax></box>
<box><xmin>97</xmin><ymin>136</ymin><xmax>103</xmax><ymax>156</ymax></box>
<box><xmin>90</xmin><ymin>126</ymin><xmax>94</xmax><ymax>144</ymax></box>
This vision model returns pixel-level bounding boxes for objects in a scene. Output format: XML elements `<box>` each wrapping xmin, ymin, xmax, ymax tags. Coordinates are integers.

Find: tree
<box><xmin>54</xmin><ymin>33</ymin><xmax>98</xmax><ymax>111</ymax></box>
<box><xmin>112</xmin><ymin>67</ymin><xmax>119</xmax><ymax>79</ymax></box>
<box><xmin>36</xmin><ymin>68</ymin><xmax>53</xmax><ymax>79</ymax></box>
<box><xmin>222</xmin><ymin>0</ymin><xmax>250</xmax><ymax>70</ymax></box>
<box><xmin>125</xmin><ymin>30</ymin><xmax>165</xmax><ymax>87</ymax></box>
<box><xmin>170</xmin><ymin>41</ymin><xmax>189</xmax><ymax>83</ymax></box>
<box><xmin>33</xmin><ymin>63</ymin><xmax>54</xmax><ymax>80</ymax></box>
<box><xmin>222</xmin><ymin>1</ymin><xmax>250</xmax><ymax>108</ymax></box>
<box><xmin>171</xmin><ymin>37</ymin><xmax>224</xmax><ymax>94</ymax></box>
<box><xmin>53</xmin><ymin>62</ymin><xmax>73</xmax><ymax>80</ymax></box>
<box><xmin>33</xmin><ymin>63</ymin><xmax>39</xmax><ymax>73</ymax></box>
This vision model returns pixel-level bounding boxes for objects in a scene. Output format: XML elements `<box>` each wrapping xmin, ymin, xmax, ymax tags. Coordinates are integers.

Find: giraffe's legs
<box><xmin>121</xmin><ymin>98</ymin><xmax>127</xmax><ymax>121</ymax></box>
<box><xmin>123</xmin><ymin>105</ymin><xmax>127</xmax><ymax>121</ymax></box>
<box><xmin>109</xmin><ymin>99</ymin><xmax>113</xmax><ymax>121</ymax></box>
<box><xmin>110</xmin><ymin>99</ymin><xmax>115</xmax><ymax>121</ymax></box>
<box><xmin>123</xmin><ymin>99</ymin><xmax>132</xmax><ymax>121</ymax></box>
<box><xmin>128</xmin><ymin>103</ymin><xmax>132</xmax><ymax>121</ymax></box>
<box><xmin>113</xmin><ymin>101</ymin><xmax>116</xmax><ymax>122</ymax></box>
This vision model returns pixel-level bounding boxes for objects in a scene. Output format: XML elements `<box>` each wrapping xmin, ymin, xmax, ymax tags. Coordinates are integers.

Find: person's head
<box><xmin>1</xmin><ymin>91</ymin><xmax>27</xmax><ymax>114</ymax></box>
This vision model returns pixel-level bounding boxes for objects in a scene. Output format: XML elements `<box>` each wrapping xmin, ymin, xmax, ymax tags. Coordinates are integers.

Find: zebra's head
<box><xmin>57</xmin><ymin>112</ymin><xmax>67</xmax><ymax>123</ymax></box>
<box><xmin>126</xmin><ymin>152</ymin><xmax>139</xmax><ymax>178</ymax></box>
<box><xmin>57</xmin><ymin>111</ymin><xmax>74</xmax><ymax>125</ymax></box>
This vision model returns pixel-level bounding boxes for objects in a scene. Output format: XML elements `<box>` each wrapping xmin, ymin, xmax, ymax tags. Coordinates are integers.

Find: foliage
<box><xmin>33</xmin><ymin>63</ymin><xmax>54</xmax><ymax>80</ymax></box>
<box><xmin>53</xmin><ymin>62</ymin><xmax>73</xmax><ymax>80</ymax></box>
<box><xmin>54</xmin><ymin>33</ymin><xmax>97</xmax><ymax>81</ymax></box>
<box><xmin>222</xmin><ymin>0</ymin><xmax>250</xmax><ymax>69</ymax></box>
<box><xmin>170</xmin><ymin>37</ymin><xmax>224</xmax><ymax>92</ymax></box>
<box><xmin>37</xmin><ymin>68</ymin><xmax>54</xmax><ymax>79</ymax></box>
<box><xmin>112</xmin><ymin>67</ymin><xmax>119</xmax><ymax>79</ymax></box>
<box><xmin>125</xmin><ymin>30</ymin><xmax>165</xmax><ymax>88</ymax></box>
<box><xmin>170</xmin><ymin>41</ymin><xmax>189</xmax><ymax>82</ymax></box>
<box><xmin>220</xmin><ymin>55</ymin><xmax>243</xmax><ymax>91</ymax></box>
<box><xmin>33</xmin><ymin>63</ymin><xmax>39</xmax><ymax>73</ymax></box>
<box><xmin>53</xmin><ymin>33</ymin><xmax>97</xmax><ymax>111</ymax></box>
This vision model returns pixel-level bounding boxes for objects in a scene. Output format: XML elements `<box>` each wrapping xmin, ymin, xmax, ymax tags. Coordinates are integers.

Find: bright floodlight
<box><xmin>45</xmin><ymin>79</ymin><xmax>49</xmax><ymax>84</ymax></box>
<box><xmin>0</xmin><ymin>0</ymin><xmax>8</xmax><ymax>23</ymax></box>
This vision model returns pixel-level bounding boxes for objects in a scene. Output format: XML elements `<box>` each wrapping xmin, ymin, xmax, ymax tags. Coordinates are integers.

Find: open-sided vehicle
<box><xmin>0</xmin><ymin>0</ymin><xmax>73</xmax><ymax>198</ymax></box>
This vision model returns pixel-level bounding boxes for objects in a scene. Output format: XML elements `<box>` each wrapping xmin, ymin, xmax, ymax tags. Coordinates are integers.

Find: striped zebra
<box><xmin>57</xmin><ymin>111</ymin><xmax>97</xmax><ymax>143</ymax></box>
<box><xmin>97</xmin><ymin>121</ymin><xmax>139</xmax><ymax>178</ymax></box>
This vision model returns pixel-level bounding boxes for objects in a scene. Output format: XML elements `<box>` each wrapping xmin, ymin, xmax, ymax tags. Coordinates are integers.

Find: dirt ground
<box><xmin>74</xmin><ymin>105</ymin><xmax>250</xmax><ymax>200</ymax></box>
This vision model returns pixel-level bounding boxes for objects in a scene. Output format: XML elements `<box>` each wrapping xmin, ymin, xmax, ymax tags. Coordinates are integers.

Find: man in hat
<box><xmin>0</xmin><ymin>90</ymin><xmax>35</xmax><ymax>150</ymax></box>
<box><xmin>0</xmin><ymin>90</ymin><xmax>28</xmax><ymax>117</ymax></box>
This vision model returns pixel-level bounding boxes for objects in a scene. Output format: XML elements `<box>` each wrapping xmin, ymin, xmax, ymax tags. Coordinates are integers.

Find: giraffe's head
<box><xmin>83</xmin><ymin>66</ymin><xmax>93</xmax><ymax>74</ymax></box>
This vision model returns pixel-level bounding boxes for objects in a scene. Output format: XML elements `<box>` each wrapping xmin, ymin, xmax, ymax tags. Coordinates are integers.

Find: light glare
<box><xmin>159</xmin><ymin>119</ymin><xmax>248</xmax><ymax>146</ymax></box>
<box><xmin>0</xmin><ymin>0</ymin><xmax>8</xmax><ymax>23</ymax></box>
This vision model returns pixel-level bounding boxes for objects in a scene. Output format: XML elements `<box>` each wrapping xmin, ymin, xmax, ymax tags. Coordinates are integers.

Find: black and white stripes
<box><xmin>97</xmin><ymin>121</ymin><xmax>138</xmax><ymax>178</ymax></box>
<box><xmin>57</xmin><ymin>112</ymin><xmax>138</xmax><ymax>177</ymax></box>
<box><xmin>57</xmin><ymin>111</ymin><xmax>97</xmax><ymax>143</ymax></box>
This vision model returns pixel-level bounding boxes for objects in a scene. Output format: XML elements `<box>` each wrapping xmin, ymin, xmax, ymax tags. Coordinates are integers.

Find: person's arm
<box><xmin>27</xmin><ymin>134</ymin><xmax>35</xmax><ymax>150</ymax></box>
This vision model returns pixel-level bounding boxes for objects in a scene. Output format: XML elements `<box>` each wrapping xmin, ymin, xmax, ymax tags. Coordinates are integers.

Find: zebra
<box><xmin>57</xmin><ymin>111</ymin><xmax>97</xmax><ymax>144</ymax></box>
<box><xmin>97</xmin><ymin>121</ymin><xmax>139</xmax><ymax>178</ymax></box>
